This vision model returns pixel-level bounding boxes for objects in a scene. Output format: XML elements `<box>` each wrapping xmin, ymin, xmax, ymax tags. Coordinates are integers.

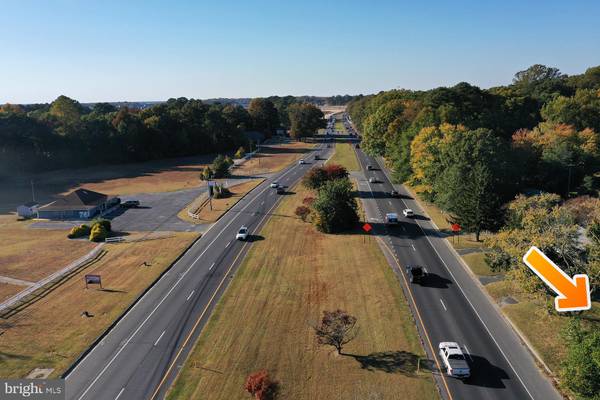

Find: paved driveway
<box><xmin>108</xmin><ymin>188</ymin><xmax>208</xmax><ymax>232</ymax></box>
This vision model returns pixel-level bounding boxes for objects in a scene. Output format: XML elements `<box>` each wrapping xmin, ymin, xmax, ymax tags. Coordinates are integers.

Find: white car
<box><xmin>439</xmin><ymin>342</ymin><xmax>470</xmax><ymax>379</ymax></box>
<box><xmin>270</xmin><ymin>182</ymin><xmax>279</xmax><ymax>188</ymax></box>
<box><xmin>368</xmin><ymin>177</ymin><xmax>379</xmax><ymax>183</ymax></box>
<box><xmin>403</xmin><ymin>208</ymin><xmax>415</xmax><ymax>217</ymax></box>
<box><xmin>235</xmin><ymin>226</ymin><xmax>249</xmax><ymax>240</ymax></box>
<box><xmin>299</xmin><ymin>159</ymin><xmax>305</xmax><ymax>165</ymax></box>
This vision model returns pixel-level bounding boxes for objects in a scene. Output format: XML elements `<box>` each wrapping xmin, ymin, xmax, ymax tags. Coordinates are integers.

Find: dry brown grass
<box><xmin>0</xmin><ymin>232</ymin><xmax>197</xmax><ymax>378</ymax></box>
<box><xmin>0</xmin><ymin>282</ymin><xmax>23</xmax><ymax>302</ymax></box>
<box><xmin>0</xmin><ymin>215</ymin><xmax>97</xmax><ymax>282</ymax></box>
<box><xmin>0</xmin><ymin>155</ymin><xmax>212</xmax><ymax>214</ymax></box>
<box><xmin>233</xmin><ymin>141</ymin><xmax>316</xmax><ymax>176</ymax></box>
<box><xmin>167</xmin><ymin>185</ymin><xmax>437</xmax><ymax>400</ymax></box>
<box><xmin>177</xmin><ymin>179</ymin><xmax>264</xmax><ymax>224</ymax></box>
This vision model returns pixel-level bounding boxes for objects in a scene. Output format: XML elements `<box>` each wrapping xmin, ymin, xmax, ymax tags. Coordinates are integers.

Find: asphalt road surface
<box><xmin>64</xmin><ymin>143</ymin><xmax>330</xmax><ymax>400</ymax></box>
<box><xmin>354</xmin><ymin>146</ymin><xmax>562</xmax><ymax>400</ymax></box>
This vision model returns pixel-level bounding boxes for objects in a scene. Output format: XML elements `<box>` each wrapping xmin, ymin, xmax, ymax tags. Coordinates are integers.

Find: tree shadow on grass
<box><xmin>343</xmin><ymin>351</ymin><xmax>433</xmax><ymax>376</ymax></box>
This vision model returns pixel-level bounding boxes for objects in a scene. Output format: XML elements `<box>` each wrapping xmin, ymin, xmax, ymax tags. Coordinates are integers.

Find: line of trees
<box><xmin>348</xmin><ymin>64</ymin><xmax>600</xmax><ymax>399</ymax></box>
<box><xmin>0</xmin><ymin>96</ymin><xmax>325</xmax><ymax>179</ymax></box>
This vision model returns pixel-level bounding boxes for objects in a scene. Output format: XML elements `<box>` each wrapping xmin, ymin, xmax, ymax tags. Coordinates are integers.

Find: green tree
<box><xmin>312</xmin><ymin>178</ymin><xmax>358</xmax><ymax>233</ymax></box>
<box><xmin>288</xmin><ymin>103</ymin><xmax>325</xmax><ymax>139</ymax></box>
<box><xmin>211</xmin><ymin>154</ymin><xmax>231</xmax><ymax>178</ymax></box>
<box><xmin>248</xmin><ymin>98</ymin><xmax>280</xmax><ymax>137</ymax></box>
<box><xmin>561</xmin><ymin>319</ymin><xmax>600</xmax><ymax>399</ymax></box>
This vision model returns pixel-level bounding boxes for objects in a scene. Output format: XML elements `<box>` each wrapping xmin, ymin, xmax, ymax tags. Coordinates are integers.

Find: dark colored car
<box><xmin>276</xmin><ymin>186</ymin><xmax>285</xmax><ymax>194</ymax></box>
<box><xmin>122</xmin><ymin>200</ymin><xmax>140</xmax><ymax>208</ymax></box>
<box><xmin>406</xmin><ymin>265</ymin><xmax>426</xmax><ymax>284</ymax></box>
<box><xmin>390</xmin><ymin>190</ymin><xmax>400</xmax><ymax>198</ymax></box>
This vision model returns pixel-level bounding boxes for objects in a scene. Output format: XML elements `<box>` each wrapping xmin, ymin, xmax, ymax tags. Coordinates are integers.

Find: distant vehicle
<box><xmin>439</xmin><ymin>342</ymin><xmax>471</xmax><ymax>379</ymax></box>
<box><xmin>314</xmin><ymin>154</ymin><xmax>320</xmax><ymax>160</ymax></box>
<box><xmin>367</xmin><ymin>164</ymin><xmax>374</xmax><ymax>170</ymax></box>
<box><xmin>276</xmin><ymin>186</ymin><xmax>285</xmax><ymax>194</ymax></box>
<box><xmin>299</xmin><ymin>159</ymin><xmax>305</xmax><ymax>165</ymax></box>
<box><xmin>405</xmin><ymin>265</ymin><xmax>426</xmax><ymax>283</ymax></box>
<box><xmin>122</xmin><ymin>200</ymin><xmax>140</xmax><ymax>208</ymax></box>
<box><xmin>270</xmin><ymin>182</ymin><xmax>279</xmax><ymax>188</ymax></box>
<box><xmin>327</xmin><ymin>144</ymin><xmax>331</xmax><ymax>148</ymax></box>
<box><xmin>385</xmin><ymin>212</ymin><xmax>399</xmax><ymax>225</ymax></box>
<box><xmin>236</xmin><ymin>226</ymin><xmax>249</xmax><ymax>240</ymax></box>
<box><xmin>355</xmin><ymin>143</ymin><xmax>360</xmax><ymax>148</ymax></box>
<box><xmin>402</xmin><ymin>208</ymin><xmax>414</xmax><ymax>217</ymax></box>
<box><xmin>368</xmin><ymin>177</ymin><xmax>380</xmax><ymax>183</ymax></box>
<box><xmin>390</xmin><ymin>190</ymin><xmax>400</xmax><ymax>198</ymax></box>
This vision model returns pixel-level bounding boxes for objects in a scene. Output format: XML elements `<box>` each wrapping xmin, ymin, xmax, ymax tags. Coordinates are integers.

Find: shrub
<box><xmin>200</xmin><ymin>166</ymin><xmax>214</xmax><ymax>181</ymax></box>
<box><xmin>295</xmin><ymin>206</ymin><xmax>311</xmax><ymax>222</ymax></box>
<box><xmin>244</xmin><ymin>370</ymin><xmax>278</xmax><ymax>400</ymax></box>
<box><xmin>89</xmin><ymin>224</ymin><xmax>108</xmax><ymax>242</ymax></box>
<box><xmin>234</xmin><ymin>146</ymin><xmax>246</xmax><ymax>159</ymax></box>
<box><xmin>92</xmin><ymin>218</ymin><xmax>111</xmax><ymax>232</ymax></box>
<box><xmin>302</xmin><ymin>196</ymin><xmax>315</xmax><ymax>206</ymax></box>
<box><xmin>211</xmin><ymin>154</ymin><xmax>232</xmax><ymax>178</ymax></box>
<box><xmin>213</xmin><ymin>185</ymin><xmax>232</xmax><ymax>199</ymax></box>
<box><xmin>67</xmin><ymin>224</ymin><xmax>91</xmax><ymax>239</ymax></box>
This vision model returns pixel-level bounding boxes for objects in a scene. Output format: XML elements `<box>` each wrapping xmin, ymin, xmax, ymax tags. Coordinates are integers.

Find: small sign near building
<box><xmin>85</xmin><ymin>274</ymin><xmax>102</xmax><ymax>289</ymax></box>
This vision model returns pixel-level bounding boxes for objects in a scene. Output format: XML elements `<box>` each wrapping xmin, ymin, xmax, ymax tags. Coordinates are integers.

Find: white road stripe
<box><xmin>209</xmin><ymin>262</ymin><xmax>215</xmax><ymax>270</ymax></box>
<box><xmin>69</xmin><ymin>153</ymin><xmax>305</xmax><ymax>398</ymax></box>
<box><xmin>225</xmin><ymin>241</ymin><xmax>231</xmax><ymax>248</ymax></box>
<box><xmin>411</xmin><ymin>243</ymin><xmax>416</xmax><ymax>251</ymax></box>
<box><xmin>186</xmin><ymin>290</ymin><xmax>194</xmax><ymax>301</ymax></box>
<box><xmin>114</xmin><ymin>388</ymin><xmax>125</xmax><ymax>400</ymax></box>
<box><xmin>439</xmin><ymin>298</ymin><xmax>447</xmax><ymax>311</ymax></box>
<box><xmin>154</xmin><ymin>331</ymin><xmax>165</xmax><ymax>346</ymax></box>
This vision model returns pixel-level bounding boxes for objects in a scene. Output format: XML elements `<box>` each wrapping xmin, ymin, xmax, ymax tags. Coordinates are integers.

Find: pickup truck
<box><xmin>439</xmin><ymin>342</ymin><xmax>471</xmax><ymax>380</ymax></box>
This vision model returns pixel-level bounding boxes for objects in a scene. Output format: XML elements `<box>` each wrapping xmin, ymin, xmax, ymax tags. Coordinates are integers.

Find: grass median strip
<box><xmin>326</xmin><ymin>143</ymin><xmax>360</xmax><ymax>172</ymax></box>
<box><xmin>167</xmin><ymin>183</ymin><xmax>438</xmax><ymax>399</ymax></box>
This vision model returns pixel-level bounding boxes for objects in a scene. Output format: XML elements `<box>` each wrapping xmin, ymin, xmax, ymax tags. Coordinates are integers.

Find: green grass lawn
<box><xmin>334</xmin><ymin>121</ymin><xmax>346</xmax><ymax>133</ymax></box>
<box><xmin>326</xmin><ymin>143</ymin><xmax>360</xmax><ymax>171</ymax></box>
<box><xmin>461</xmin><ymin>252</ymin><xmax>495</xmax><ymax>276</ymax></box>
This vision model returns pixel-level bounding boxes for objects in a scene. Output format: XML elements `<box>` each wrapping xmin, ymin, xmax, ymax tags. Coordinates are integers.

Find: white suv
<box><xmin>403</xmin><ymin>209</ymin><xmax>414</xmax><ymax>217</ymax></box>
<box><xmin>235</xmin><ymin>226</ymin><xmax>249</xmax><ymax>240</ymax></box>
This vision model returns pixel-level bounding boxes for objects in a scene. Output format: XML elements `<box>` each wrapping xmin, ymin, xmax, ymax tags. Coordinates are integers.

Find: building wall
<box><xmin>37</xmin><ymin>205</ymin><xmax>101</xmax><ymax>220</ymax></box>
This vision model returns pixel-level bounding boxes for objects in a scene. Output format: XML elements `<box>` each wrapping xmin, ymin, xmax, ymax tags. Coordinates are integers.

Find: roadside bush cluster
<box><xmin>67</xmin><ymin>224</ymin><xmax>91</xmax><ymax>239</ymax></box>
<box><xmin>200</xmin><ymin>154</ymin><xmax>235</xmax><ymax>180</ymax></box>
<box><xmin>244</xmin><ymin>369</ymin><xmax>278</xmax><ymax>400</ymax></box>
<box><xmin>212</xmin><ymin>184</ymin><xmax>232</xmax><ymax>199</ymax></box>
<box><xmin>302</xmin><ymin>164</ymin><xmax>349</xmax><ymax>190</ymax></box>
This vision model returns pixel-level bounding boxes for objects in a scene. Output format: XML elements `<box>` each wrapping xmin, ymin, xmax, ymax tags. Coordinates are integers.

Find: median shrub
<box><xmin>213</xmin><ymin>184</ymin><xmax>232</xmax><ymax>199</ymax></box>
<box><xmin>302</xmin><ymin>164</ymin><xmax>348</xmax><ymax>190</ymax></box>
<box><xmin>89</xmin><ymin>223</ymin><xmax>108</xmax><ymax>242</ymax></box>
<box><xmin>295</xmin><ymin>205</ymin><xmax>311</xmax><ymax>222</ymax></box>
<box><xmin>312</xmin><ymin>178</ymin><xmax>359</xmax><ymax>233</ymax></box>
<box><xmin>91</xmin><ymin>218</ymin><xmax>111</xmax><ymax>232</ymax></box>
<box><xmin>244</xmin><ymin>370</ymin><xmax>278</xmax><ymax>400</ymax></box>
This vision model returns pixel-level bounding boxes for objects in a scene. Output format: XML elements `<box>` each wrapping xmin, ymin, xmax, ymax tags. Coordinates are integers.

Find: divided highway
<box><xmin>354</xmin><ymin>146</ymin><xmax>562</xmax><ymax>400</ymax></box>
<box><xmin>65</xmin><ymin>143</ymin><xmax>331</xmax><ymax>400</ymax></box>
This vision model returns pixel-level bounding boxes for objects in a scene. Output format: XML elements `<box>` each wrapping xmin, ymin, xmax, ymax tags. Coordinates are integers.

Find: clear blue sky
<box><xmin>2</xmin><ymin>0</ymin><xmax>599</xmax><ymax>103</ymax></box>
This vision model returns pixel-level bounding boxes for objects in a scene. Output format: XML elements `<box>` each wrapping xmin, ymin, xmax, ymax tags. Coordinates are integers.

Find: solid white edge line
<box><xmin>186</xmin><ymin>290</ymin><xmax>194</xmax><ymax>301</ymax></box>
<box><xmin>374</xmin><ymin>155</ymin><xmax>536</xmax><ymax>400</ymax></box>
<box><xmin>225</xmin><ymin>241</ymin><xmax>231</xmax><ymax>248</ymax></box>
<box><xmin>209</xmin><ymin>262</ymin><xmax>215</xmax><ymax>270</ymax></box>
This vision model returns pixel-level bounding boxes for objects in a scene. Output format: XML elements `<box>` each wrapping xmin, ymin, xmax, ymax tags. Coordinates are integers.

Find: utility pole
<box><xmin>566</xmin><ymin>163</ymin><xmax>574</xmax><ymax>198</ymax></box>
<box><xmin>31</xmin><ymin>180</ymin><xmax>36</xmax><ymax>202</ymax></box>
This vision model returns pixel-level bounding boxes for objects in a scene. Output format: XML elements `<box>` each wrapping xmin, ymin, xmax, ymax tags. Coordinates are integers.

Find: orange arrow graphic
<box><xmin>523</xmin><ymin>246</ymin><xmax>591</xmax><ymax>312</ymax></box>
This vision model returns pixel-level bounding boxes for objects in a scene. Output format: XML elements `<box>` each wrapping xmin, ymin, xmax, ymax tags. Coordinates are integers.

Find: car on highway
<box><xmin>235</xmin><ymin>226</ymin><xmax>249</xmax><ymax>240</ymax></box>
<box><xmin>298</xmin><ymin>159</ymin><xmax>305</xmax><ymax>165</ymax></box>
<box><xmin>405</xmin><ymin>265</ymin><xmax>426</xmax><ymax>283</ymax></box>
<box><xmin>276</xmin><ymin>186</ymin><xmax>285</xmax><ymax>194</ymax></box>
<box><xmin>367</xmin><ymin>164</ymin><xmax>374</xmax><ymax>170</ymax></box>
<box><xmin>270</xmin><ymin>182</ymin><xmax>279</xmax><ymax>188</ymax></box>
<box><xmin>385</xmin><ymin>212</ymin><xmax>399</xmax><ymax>225</ymax></box>
<box><xmin>368</xmin><ymin>177</ymin><xmax>380</xmax><ymax>183</ymax></box>
<box><xmin>390</xmin><ymin>190</ymin><xmax>400</xmax><ymax>198</ymax></box>
<box><xmin>439</xmin><ymin>342</ymin><xmax>471</xmax><ymax>380</ymax></box>
<box><xmin>402</xmin><ymin>208</ymin><xmax>414</xmax><ymax>217</ymax></box>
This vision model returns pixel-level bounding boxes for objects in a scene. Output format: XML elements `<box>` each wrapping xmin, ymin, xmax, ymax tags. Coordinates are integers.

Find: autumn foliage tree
<box><xmin>302</xmin><ymin>164</ymin><xmax>349</xmax><ymax>190</ymax></box>
<box><xmin>244</xmin><ymin>370</ymin><xmax>278</xmax><ymax>400</ymax></box>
